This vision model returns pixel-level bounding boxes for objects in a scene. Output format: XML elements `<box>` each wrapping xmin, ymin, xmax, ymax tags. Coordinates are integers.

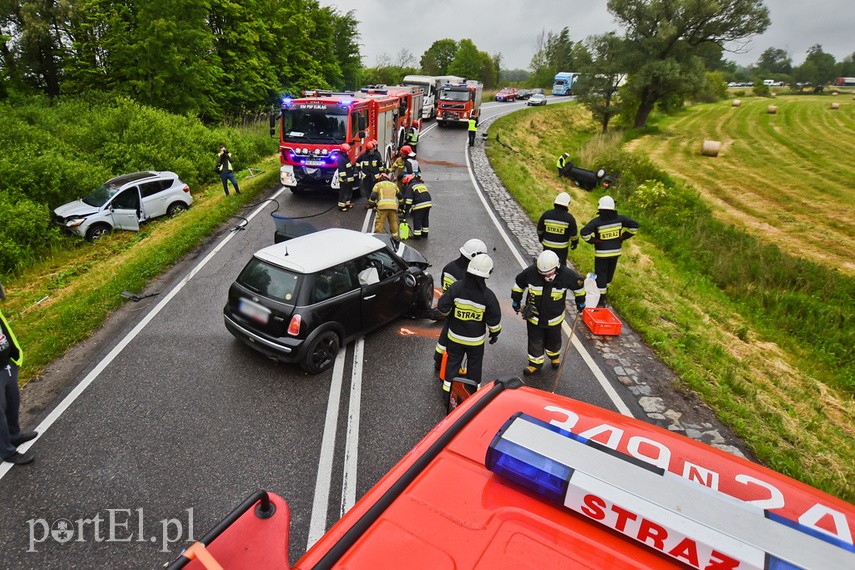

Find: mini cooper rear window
<box><xmin>238</xmin><ymin>258</ymin><xmax>300</xmax><ymax>302</ymax></box>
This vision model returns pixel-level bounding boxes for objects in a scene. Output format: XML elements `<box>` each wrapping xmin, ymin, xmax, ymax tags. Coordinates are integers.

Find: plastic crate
<box><xmin>582</xmin><ymin>307</ymin><xmax>622</xmax><ymax>336</ymax></box>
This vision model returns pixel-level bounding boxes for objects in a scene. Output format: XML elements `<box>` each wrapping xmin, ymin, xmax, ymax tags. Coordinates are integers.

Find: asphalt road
<box><xmin>0</xmin><ymin>96</ymin><xmax>653</xmax><ymax>568</ymax></box>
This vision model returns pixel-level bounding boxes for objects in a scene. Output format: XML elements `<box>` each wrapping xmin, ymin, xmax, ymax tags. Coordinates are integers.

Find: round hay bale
<box><xmin>831</xmin><ymin>102</ymin><xmax>840</xmax><ymax>110</ymax></box>
<box><xmin>770</xmin><ymin>92</ymin><xmax>777</xmax><ymax>98</ymax></box>
<box><xmin>767</xmin><ymin>105</ymin><xmax>778</xmax><ymax>114</ymax></box>
<box><xmin>732</xmin><ymin>99</ymin><xmax>742</xmax><ymax>107</ymax></box>
<box><xmin>832</xmin><ymin>91</ymin><xmax>838</xmax><ymax>96</ymax></box>
<box><xmin>701</xmin><ymin>140</ymin><xmax>721</xmax><ymax>157</ymax></box>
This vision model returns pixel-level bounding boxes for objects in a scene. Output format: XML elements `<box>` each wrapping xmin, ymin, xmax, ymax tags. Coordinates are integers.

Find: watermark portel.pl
<box><xmin>26</xmin><ymin>508</ymin><xmax>194</xmax><ymax>553</ymax></box>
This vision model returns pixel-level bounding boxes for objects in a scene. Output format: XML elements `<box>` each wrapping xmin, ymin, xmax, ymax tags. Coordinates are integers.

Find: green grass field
<box><xmin>485</xmin><ymin>97</ymin><xmax>854</xmax><ymax>502</ymax></box>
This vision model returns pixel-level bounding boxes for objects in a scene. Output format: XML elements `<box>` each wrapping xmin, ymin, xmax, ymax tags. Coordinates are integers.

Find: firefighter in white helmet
<box><xmin>512</xmin><ymin>250</ymin><xmax>585</xmax><ymax>376</ymax></box>
<box><xmin>580</xmin><ymin>195</ymin><xmax>639</xmax><ymax>307</ymax></box>
<box><xmin>434</xmin><ymin>239</ymin><xmax>488</xmax><ymax>371</ymax></box>
<box><xmin>436</xmin><ymin>254</ymin><xmax>502</xmax><ymax>394</ymax></box>
<box><xmin>537</xmin><ymin>191</ymin><xmax>579</xmax><ymax>265</ymax></box>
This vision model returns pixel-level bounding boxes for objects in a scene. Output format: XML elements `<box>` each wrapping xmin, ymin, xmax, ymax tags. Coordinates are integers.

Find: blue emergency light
<box><xmin>485</xmin><ymin>413</ymin><xmax>577</xmax><ymax>504</ymax></box>
<box><xmin>485</xmin><ymin>413</ymin><xmax>853</xmax><ymax>570</ymax></box>
<box><xmin>281</xmin><ymin>97</ymin><xmax>292</xmax><ymax>107</ymax></box>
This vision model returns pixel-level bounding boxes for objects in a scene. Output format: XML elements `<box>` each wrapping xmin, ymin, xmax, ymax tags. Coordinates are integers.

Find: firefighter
<box><xmin>367</xmin><ymin>173</ymin><xmax>402</xmax><ymax>237</ymax></box>
<box><xmin>580</xmin><ymin>195</ymin><xmax>639</xmax><ymax>307</ymax></box>
<box><xmin>511</xmin><ymin>250</ymin><xmax>585</xmax><ymax>376</ymax></box>
<box><xmin>1</xmin><ymin>282</ymin><xmax>36</xmax><ymax>465</ymax></box>
<box><xmin>390</xmin><ymin>146</ymin><xmax>410</xmax><ymax>190</ymax></box>
<box><xmin>536</xmin><ymin>191</ymin><xmax>579</xmax><ymax>266</ymax></box>
<box><xmin>355</xmin><ymin>140</ymin><xmax>383</xmax><ymax>198</ymax></box>
<box><xmin>556</xmin><ymin>152</ymin><xmax>572</xmax><ymax>177</ymax></box>
<box><xmin>404</xmin><ymin>149</ymin><xmax>420</xmax><ymax>176</ymax></box>
<box><xmin>402</xmin><ymin>173</ymin><xmax>432</xmax><ymax>239</ymax></box>
<box><xmin>406</xmin><ymin>126</ymin><xmax>419</xmax><ymax>153</ymax></box>
<box><xmin>336</xmin><ymin>143</ymin><xmax>356</xmax><ymax>211</ymax></box>
<box><xmin>437</xmin><ymin>254</ymin><xmax>502</xmax><ymax>393</ymax></box>
<box><xmin>468</xmin><ymin>116</ymin><xmax>478</xmax><ymax>146</ymax></box>
<box><xmin>434</xmin><ymin>239</ymin><xmax>488</xmax><ymax>371</ymax></box>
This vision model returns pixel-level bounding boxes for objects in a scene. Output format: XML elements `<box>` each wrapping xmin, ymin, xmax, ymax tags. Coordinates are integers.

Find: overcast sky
<box><xmin>319</xmin><ymin>0</ymin><xmax>853</xmax><ymax>71</ymax></box>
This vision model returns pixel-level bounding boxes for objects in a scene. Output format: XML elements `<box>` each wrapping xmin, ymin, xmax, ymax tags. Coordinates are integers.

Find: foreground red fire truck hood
<box><xmin>170</xmin><ymin>377</ymin><xmax>854</xmax><ymax>570</ymax></box>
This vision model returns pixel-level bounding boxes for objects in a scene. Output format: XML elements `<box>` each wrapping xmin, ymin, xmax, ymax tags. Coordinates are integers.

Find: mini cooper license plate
<box><xmin>238</xmin><ymin>298</ymin><xmax>271</xmax><ymax>324</ymax></box>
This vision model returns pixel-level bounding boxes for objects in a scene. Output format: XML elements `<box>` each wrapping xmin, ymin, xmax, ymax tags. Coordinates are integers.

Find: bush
<box><xmin>752</xmin><ymin>81</ymin><xmax>771</xmax><ymax>97</ymax></box>
<box><xmin>0</xmin><ymin>94</ymin><xmax>276</xmax><ymax>275</ymax></box>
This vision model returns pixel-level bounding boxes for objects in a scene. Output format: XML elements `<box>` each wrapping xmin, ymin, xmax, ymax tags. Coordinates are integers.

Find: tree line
<box><xmin>0</xmin><ymin>0</ymin><xmax>361</xmax><ymax>121</ymax></box>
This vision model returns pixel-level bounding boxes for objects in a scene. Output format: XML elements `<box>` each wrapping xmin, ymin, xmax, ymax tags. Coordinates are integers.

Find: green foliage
<box><xmin>420</xmin><ymin>39</ymin><xmax>458</xmax><ymax>75</ymax></box>
<box><xmin>690</xmin><ymin>71</ymin><xmax>728</xmax><ymax>103</ymax></box>
<box><xmin>4</xmin><ymin>0</ymin><xmax>361</xmax><ymax>119</ymax></box>
<box><xmin>756</xmin><ymin>47</ymin><xmax>793</xmax><ymax>75</ymax></box>
<box><xmin>447</xmin><ymin>39</ymin><xmax>484</xmax><ymax>79</ymax></box>
<box><xmin>0</xmin><ymin>93</ymin><xmax>275</xmax><ymax>274</ymax></box>
<box><xmin>607</xmin><ymin>0</ymin><xmax>771</xmax><ymax>127</ymax></box>
<box><xmin>752</xmin><ymin>80</ymin><xmax>771</xmax><ymax>97</ymax></box>
<box><xmin>793</xmin><ymin>44</ymin><xmax>838</xmax><ymax>92</ymax></box>
<box><xmin>576</xmin><ymin>32</ymin><xmax>627</xmax><ymax>132</ymax></box>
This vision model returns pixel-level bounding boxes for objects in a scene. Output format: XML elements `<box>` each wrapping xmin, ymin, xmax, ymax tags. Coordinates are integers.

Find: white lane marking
<box><xmin>307</xmin><ymin>348</ymin><xmax>347</xmax><ymax>549</ymax></box>
<box><xmin>463</xmin><ymin>127</ymin><xmax>634</xmax><ymax>417</ymax></box>
<box><xmin>0</xmin><ymin>187</ymin><xmax>288</xmax><ymax>482</ymax></box>
<box><xmin>341</xmin><ymin>339</ymin><xmax>364</xmax><ymax>516</ymax></box>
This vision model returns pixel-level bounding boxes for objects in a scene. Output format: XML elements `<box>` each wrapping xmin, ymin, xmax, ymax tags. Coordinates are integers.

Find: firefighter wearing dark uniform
<box><xmin>402</xmin><ymin>173</ymin><xmax>432</xmax><ymax>239</ymax></box>
<box><xmin>468</xmin><ymin>117</ymin><xmax>478</xmax><ymax>146</ymax></box>
<box><xmin>511</xmin><ymin>250</ymin><xmax>585</xmax><ymax>376</ymax></box>
<box><xmin>580</xmin><ymin>195</ymin><xmax>639</xmax><ymax>307</ymax></box>
<box><xmin>437</xmin><ymin>254</ymin><xmax>502</xmax><ymax>393</ymax></box>
<box><xmin>537</xmin><ymin>191</ymin><xmax>578</xmax><ymax>265</ymax></box>
<box><xmin>434</xmin><ymin>239</ymin><xmax>487</xmax><ymax>371</ymax></box>
<box><xmin>556</xmin><ymin>152</ymin><xmax>572</xmax><ymax>177</ymax></box>
<box><xmin>336</xmin><ymin>143</ymin><xmax>356</xmax><ymax>211</ymax></box>
<box><xmin>368</xmin><ymin>174</ymin><xmax>402</xmax><ymax>237</ymax></box>
<box><xmin>355</xmin><ymin>140</ymin><xmax>383</xmax><ymax>198</ymax></box>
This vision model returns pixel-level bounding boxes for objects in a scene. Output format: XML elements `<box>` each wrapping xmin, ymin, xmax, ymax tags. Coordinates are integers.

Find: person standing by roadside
<box><xmin>433</xmin><ymin>239</ymin><xmax>488</xmax><ymax>371</ymax></box>
<box><xmin>406</xmin><ymin>126</ymin><xmax>419</xmax><ymax>153</ymax></box>
<box><xmin>468</xmin><ymin>116</ymin><xmax>478</xmax><ymax>147</ymax></box>
<box><xmin>367</xmin><ymin>173</ymin><xmax>402</xmax><ymax>237</ymax></box>
<box><xmin>216</xmin><ymin>146</ymin><xmax>241</xmax><ymax>196</ymax></box>
<box><xmin>511</xmin><ymin>251</ymin><xmax>585</xmax><ymax>377</ymax></box>
<box><xmin>537</xmin><ymin>191</ymin><xmax>578</xmax><ymax>266</ymax></box>
<box><xmin>580</xmin><ymin>195</ymin><xmax>639</xmax><ymax>307</ymax></box>
<box><xmin>0</xmin><ymin>283</ymin><xmax>37</xmax><ymax>465</ymax></box>
<box><xmin>437</xmin><ymin>254</ymin><xmax>502</xmax><ymax>395</ymax></box>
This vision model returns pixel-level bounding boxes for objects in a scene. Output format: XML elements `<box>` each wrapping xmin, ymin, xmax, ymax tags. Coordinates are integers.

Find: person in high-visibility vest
<box><xmin>467</xmin><ymin>116</ymin><xmax>478</xmax><ymax>146</ymax></box>
<box><xmin>216</xmin><ymin>146</ymin><xmax>241</xmax><ymax>195</ymax></box>
<box><xmin>355</xmin><ymin>140</ymin><xmax>383</xmax><ymax>198</ymax></box>
<box><xmin>406</xmin><ymin>127</ymin><xmax>419</xmax><ymax>153</ymax></box>
<box><xmin>0</xmin><ymin>282</ymin><xmax>36</xmax><ymax>465</ymax></box>
<box><xmin>556</xmin><ymin>152</ymin><xmax>572</xmax><ymax>177</ymax></box>
<box><xmin>580</xmin><ymin>195</ymin><xmax>639</xmax><ymax>307</ymax></box>
<box><xmin>367</xmin><ymin>174</ymin><xmax>402</xmax><ymax>237</ymax></box>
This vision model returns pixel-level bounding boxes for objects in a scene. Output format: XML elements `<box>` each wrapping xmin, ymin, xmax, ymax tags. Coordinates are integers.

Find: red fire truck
<box><xmin>437</xmin><ymin>80</ymin><xmax>483</xmax><ymax>127</ymax></box>
<box><xmin>273</xmin><ymin>88</ymin><xmax>421</xmax><ymax>195</ymax></box>
<box><xmin>167</xmin><ymin>377</ymin><xmax>854</xmax><ymax>569</ymax></box>
<box><xmin>360</xmin><ymin>85</ymin><xmax>424</xmax><ymax>149</ymax></box>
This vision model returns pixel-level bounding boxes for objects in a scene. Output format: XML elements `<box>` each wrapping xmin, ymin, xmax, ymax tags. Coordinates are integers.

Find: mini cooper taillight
<box><xmin>287</xmin><ymin>314</ymin><xmax>301</xmax><ymax>336</ymax></box>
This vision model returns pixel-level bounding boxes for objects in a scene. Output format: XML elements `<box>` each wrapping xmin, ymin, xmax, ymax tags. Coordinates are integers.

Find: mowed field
<box><xmin>628</xmin><ymin>94</ymin><xmax>855</xmax><ymax>275</ymax></box>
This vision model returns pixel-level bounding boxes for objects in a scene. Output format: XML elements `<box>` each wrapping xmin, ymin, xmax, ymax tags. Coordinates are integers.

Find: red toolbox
<box><xmin>582</xmin><ymin>307</ymin><xmax>622</xmax><ymax>336</ymax></box>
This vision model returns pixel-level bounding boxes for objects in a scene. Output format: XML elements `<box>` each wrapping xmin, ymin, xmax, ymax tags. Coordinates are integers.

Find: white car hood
<box><xmin>54</xmin><ymin>200</ymin><xmax>100</xmax><ymax>218</ymax></box>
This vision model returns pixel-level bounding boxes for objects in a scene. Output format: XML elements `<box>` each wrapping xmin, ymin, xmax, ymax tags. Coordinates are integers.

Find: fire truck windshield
<box><xmin>281</xmin><ymin>106</ymin><xmax>348</xmax><ymax>144</ymax></box>
<box><xmin>440</xmin><ymin>88</ymin><xmax>470</xmax><ymax>102</ymax></box>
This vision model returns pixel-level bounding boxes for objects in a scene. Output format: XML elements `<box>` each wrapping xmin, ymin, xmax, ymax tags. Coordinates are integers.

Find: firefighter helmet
<box><xmin>536</xmin><ymin>250</ymin><xmax>560</xmax><ymax>275</ymax></box>
<box><xmin>598</xmin><ymin>195</ymin><xmax>615</xmax><ymax>210</ymax></box>
<box><xmin>400</xmin><ymin>145</ymin><xmax>412</xmax><ymax>156</ymax></box>
<box><xmin>554</xmin><ymin>192</ymin><xmax>571</xmax><ymax>207</ymax></box>
<box><xmin>596</xmin><ymin>168</ymin><xmax>606</xmax><ymax>179</ymax></box>
<box><xmin>402</xmin><ymin>174</ymin><xmax>415</xmax><ymax>185</ymax></box>
<box><xmin>467</xmin><ymin>254</ymin><xmax>494</xmax><ymax>278</ymax></box>
<box><xmin>365</xmin><ymin>140</ymin><xmax>375</xmax><ymax>150</ymax></box>
<box><xmin>459</xmin><ymin>238</ymin><xmax>487</xmax><ymax>259</ymax></box>
<box><xmin>341</xmin><ymin>143</ymin><xmax>351</xmax><ymax>152</ymax></box>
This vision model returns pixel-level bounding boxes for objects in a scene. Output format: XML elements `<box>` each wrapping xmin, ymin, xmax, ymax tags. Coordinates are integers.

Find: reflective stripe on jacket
<box><xmin>580</xmin><ymin>211</ymin><xmax>639</xmax><ymax>258</ymax></box>
<box><xmin>437</xmin><ymin>277</ymin><xmax>502</xmax><ymax>347</ymax></box>
<box><xmin>511</xmin><ymin>265</ymin><xmax>584</xmax><ymax>327</ymax></box>
<box><xmin>0</xmin><ymin>311</ymin><xmax>23</xmax><ymax>367</ymax></box>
